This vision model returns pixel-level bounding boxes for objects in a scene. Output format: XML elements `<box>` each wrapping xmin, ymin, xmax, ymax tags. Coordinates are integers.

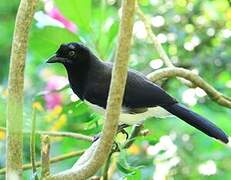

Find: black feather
<box><xmin>163</xmin><ymin>103</ymin><xmax>229</xmax><ymax>143</ymax></box>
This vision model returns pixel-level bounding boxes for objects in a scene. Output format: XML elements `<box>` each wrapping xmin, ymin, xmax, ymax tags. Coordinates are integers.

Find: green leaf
<box><xmin>126</xmin><ymin>169</ymin><xmax>142</xmax><ymax>180</ymax></box>
<box><xmin>29</xmin><ymin>27</ymin><xmax>80</xmax><ymax>61</ymax></box>
<box><xmin>117</xmin><ymin>162</ymin><xmax>134</xmax><ymax>174</ymax></box>
<box><xmin>54</xmin><ymin>0</ymin><xmax>92</xmax><ymax>32</ymax></box>
<box><xmin>117</xmin><ymin>150</ymin><xmax>144</xmax><ymax>177</ymax></box>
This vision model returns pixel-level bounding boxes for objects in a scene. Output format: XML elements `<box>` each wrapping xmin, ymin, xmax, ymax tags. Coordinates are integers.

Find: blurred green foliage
<box><xmin>0</xmin><ymin>0</ymin><xmax>231</xmax><ymax>179</ymax></box>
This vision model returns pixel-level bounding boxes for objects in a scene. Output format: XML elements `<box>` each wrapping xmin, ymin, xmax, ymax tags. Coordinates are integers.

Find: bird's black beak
<box><xmin>46</xmin><ymin>54</ymin><xmax>60</xmax><ymax>63</ymax></box>
<box><xmin>46</xmin><ymin>54</ymin><xmax>68</xmax><ymax>64</ymax></box>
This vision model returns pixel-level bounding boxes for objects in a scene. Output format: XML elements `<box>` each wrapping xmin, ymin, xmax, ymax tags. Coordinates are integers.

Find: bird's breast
<box><xmin>84</xmin><ymin>101</ymin><xmax>171</xmax><ymax>125</ymax></box>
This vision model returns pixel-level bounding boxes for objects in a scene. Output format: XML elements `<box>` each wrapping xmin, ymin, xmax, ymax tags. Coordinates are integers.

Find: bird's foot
<box><xmin>111</xmin><ymin>141</ymin><xmax>120</xmax><ymax>152</ymax></box>
<box><xmin>117</xmin><ymin>124</ymin><xmax>130</xmax><ymax>140</ymax></box>
<box><xmin>93</xmin><ymin>134</ymin><xmax>120</xmax><ymax>152</ymax></box>
<box><xmin>92</xmin><ymin>124</ymin><xmax>130</xmax><ymax>142</ymax></box>
<box><xmin>119</xmin><ymin>128</ymin><xmax>129</xmax><ymax>140</ymax></box>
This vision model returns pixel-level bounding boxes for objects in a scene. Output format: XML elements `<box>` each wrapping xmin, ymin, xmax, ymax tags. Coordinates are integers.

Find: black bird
<box><xmin>47</xmin><ymin>42</ymin><xmax>229</xmax><ymax>144</ymax></box>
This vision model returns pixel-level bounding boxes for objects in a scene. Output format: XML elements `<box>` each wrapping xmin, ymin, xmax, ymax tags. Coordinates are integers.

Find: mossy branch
<box><xmin>6</xmin><ymin>0</ymin><xmax>37</xmax><ymax>179</ymax></box>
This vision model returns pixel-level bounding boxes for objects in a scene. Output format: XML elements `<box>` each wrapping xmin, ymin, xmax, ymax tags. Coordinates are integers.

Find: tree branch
<box><xmin>38</xmin><ymin>131</ymin><xmax>93</xmax><ymax>142</ymax></box>
<box><xmin>0</xmin><ymin>127</ymin><xmax>93</xmax><ymax>142</ymax></box>
<box><xmin>6</xmin><ymin>0</ymin><xmax>37</xmax><ymax>179</ymax></box>
<box><xmin>0</xmin><ymin>150</ymin><xmax>85</xmax><ymax>175</ymax></box>
<box><xmin>136</xmin><ymin>4</ymin><xmax>194</xmax><ymax>87</ymax></box>
<box><xmin>41</xmin><ymin>135</ymin><xmax>50</xmax><ymax>178</ymax></box>
<box><xmin>46</xmin><ymin>0</ymin><xmax>136</xmax><ymax>179</ymax></box>
<box><xmin>30</xmin><ymin>109</ymin><xmax>39</xmax><ymax>180</ymax></box>
<box><xmin>136</xmin><ymin>5</ymin><xmax>173</xmax><ymax>68</ymax></box>
<box><xmin>102</xmin><ymin>152</ymin><xmax>113</xmax><ymax>180</ymax></box>
<box><xmin>147</xmin><ymin>67</ymin><xmax>231</xmax><ymax>108</ymax></box>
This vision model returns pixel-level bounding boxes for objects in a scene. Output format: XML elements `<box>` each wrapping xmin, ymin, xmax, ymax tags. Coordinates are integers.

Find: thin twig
<box><xmin>136</xmin><ymin>4</ymin><xmax>194</xmax><ymax>87</ymax></box>
<box><xmin>30</xmin><ymin>108</ymin><xmax>39</xmax><ymax>180</ymax></box>
<box><xmin>38</xmin><ymin>131</ymin><xmax>93</xmax><ymax>142</ymax></box>
<box><xmin>136</xmin><ymin>5</ymin><xmax>173</xmax><ymax>68</ymax></box>
<box><xmin>137</xmin><ymin>3</ymin><xmax>231</xmax><ymax>98</ymax></box>
<box><xmin>147</xmin><ymin>67</ymin><xmax>231</xmax><ymax>108</ymax></box>
<box><xmin>0</xmin><ymin>150</ymin><xmax>85</xmax><ymax>175</ymax></box>
<box><xmin>102</xmin><ymin>152</ymin><xmax>113</xmax><ymax>180</ymax></box>
<box><xmin>0</xmin><ymin>127</ymin><xmax>93</xmax><ymax>142</ymax></box>
<box><xmin>41</xmin><ymin>135</ymin><xmax>50</xmax><ymax>178</ymax></box>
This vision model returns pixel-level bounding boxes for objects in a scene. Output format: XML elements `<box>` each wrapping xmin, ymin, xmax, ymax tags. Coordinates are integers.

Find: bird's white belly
<box><xmin>85</xmin><ymin>101</ymin><xmax>171</xmax><ymax>125</ymax></box>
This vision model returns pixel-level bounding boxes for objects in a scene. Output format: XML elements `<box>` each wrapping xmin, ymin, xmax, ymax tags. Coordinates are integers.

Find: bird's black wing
<box><xmin>123</xmin><ymin>69</ymin><xmax>177</xmax><ymax>108</ymax></box>
<box><xmin>84</xmin><ymin>62</ymin><xmax>177</xmax><ymax>109</ymax></box>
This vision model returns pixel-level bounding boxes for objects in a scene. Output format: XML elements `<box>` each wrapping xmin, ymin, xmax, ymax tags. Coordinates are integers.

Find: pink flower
<box><xmin>47</xmin><ymin>8</ymin><xmax>77</xmax><ymax>32</ymax></box>
<box><xmin>44</xmin><ymin>76</ymin><xmax>68</xmax><ymax>109</ymax></box>
<box><xmin>44</xmin><ymin>0</ymin><xmax>77</xmax><ymax>32</ymax></box>
<box><xmin>44</xmin><ymin>93</ymin><xmax>62</xmax><ymax>109</ymax></box>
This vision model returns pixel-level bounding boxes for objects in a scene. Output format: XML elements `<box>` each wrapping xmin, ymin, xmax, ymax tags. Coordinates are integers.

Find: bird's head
<box><xmin>46</xmin><ymin>42</ymin><xmax>91</xmax><ymax>65</ymax></box>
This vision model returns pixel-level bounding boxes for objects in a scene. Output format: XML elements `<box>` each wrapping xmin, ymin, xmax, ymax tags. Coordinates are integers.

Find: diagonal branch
<box><xmin>136</xmin><ymin>3</ymin><xmax>231</xmax><ymax>108</ymax></box>
<box><xmin>46</xmin><ymin>0</ymin><xmax>136</xmax><ymax>179</ymax></box>
<box><xmin>0</xmin><ymin>150</ymin><xmax>85</xmax><ymax>175</ymax></box>
<box><xmin>147</xmin><ymin>67</ymin><xmax>231</xmax><ymax>108</ymax></box>
<box><xmin>136</xmin><ymin>5</ymin><xmax>173</xmax><ymax>68</ymax></box>
<box><xmin>136</xmin><ymin>4</ymin><xmax>194</xmax><ymax>87</ymax></box>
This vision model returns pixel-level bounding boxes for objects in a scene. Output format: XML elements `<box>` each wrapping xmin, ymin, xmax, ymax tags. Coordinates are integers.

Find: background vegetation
<box><xmin>0</xmin><ymin>0</ymin><xmax>231</xmax><ymax>179</ymax></box>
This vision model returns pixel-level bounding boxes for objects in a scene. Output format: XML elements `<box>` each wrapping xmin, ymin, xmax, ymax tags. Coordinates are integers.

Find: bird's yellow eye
<box><xmin>68</xmin><ymin>50</ymin><xmax>75</xmax><ymax>57</ymax></box>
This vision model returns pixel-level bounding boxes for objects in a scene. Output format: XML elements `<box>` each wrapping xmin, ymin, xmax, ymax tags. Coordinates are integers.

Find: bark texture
<box><xmin>6</xmin><ymin>0</ymin><xmax>37</xmax><ymax>179</ymax></box>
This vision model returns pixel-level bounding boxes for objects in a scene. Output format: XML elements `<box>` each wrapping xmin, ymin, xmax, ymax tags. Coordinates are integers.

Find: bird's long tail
<box><xmin>163</xmin><ymin>103</ymin><xmax>229</xmax><ymax>144</ymax></box>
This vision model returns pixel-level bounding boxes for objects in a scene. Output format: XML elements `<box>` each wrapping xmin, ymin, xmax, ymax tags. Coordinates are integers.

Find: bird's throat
<box><xmin>64</xmin><ymin>64</ymin><xmax>88</xmax><ymax>100</ymax></box>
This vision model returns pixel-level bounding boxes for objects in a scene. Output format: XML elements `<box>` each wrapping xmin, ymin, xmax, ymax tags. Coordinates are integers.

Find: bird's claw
<box><xmin>120</xmin><ymin>128</ymin><xmax>129</xmax><ymax>140</ymax></box>
<box><xmin>117</xmin><ymin>124</ymin><xmax>130</xmax><ymax>140</ymax></box>
<box><xmin>112</xmin><ymin>141</ymin><xmax>120</xmax><ymax>152</ymax></box>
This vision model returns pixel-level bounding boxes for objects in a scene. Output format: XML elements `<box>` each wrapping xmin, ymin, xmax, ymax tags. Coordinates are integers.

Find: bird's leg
<box><xmin>118</xmin><ymin>123</ymin><xmax>130</xmax><ymax>130</ymax></box>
